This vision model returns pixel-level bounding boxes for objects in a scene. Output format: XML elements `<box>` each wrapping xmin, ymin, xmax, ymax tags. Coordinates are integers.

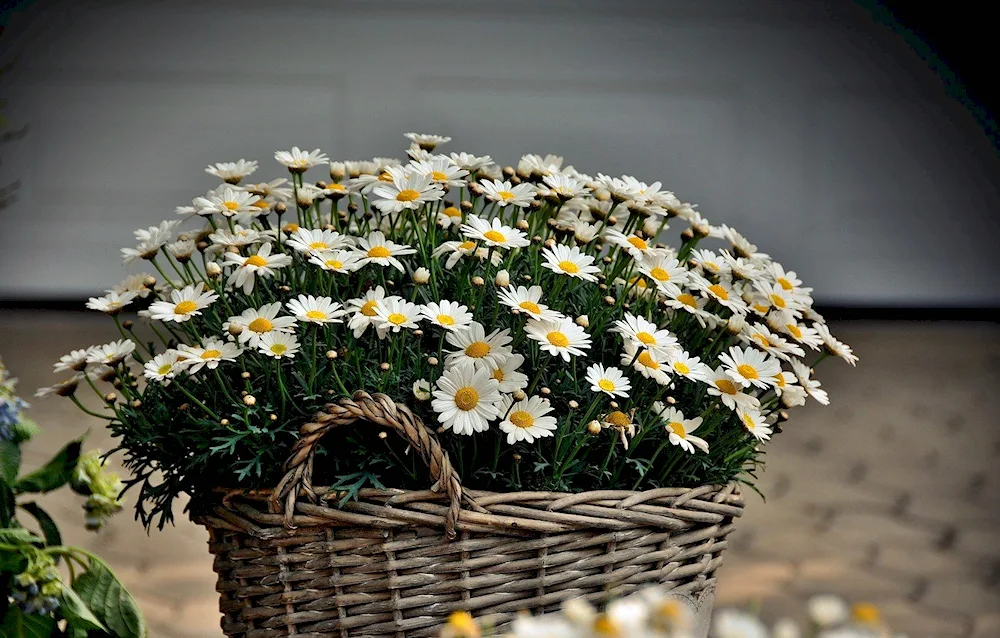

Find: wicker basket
<box><xmin>193</xmin><ymin>391</ymin><xmax>745</xmax><ymax>638</ymax></box>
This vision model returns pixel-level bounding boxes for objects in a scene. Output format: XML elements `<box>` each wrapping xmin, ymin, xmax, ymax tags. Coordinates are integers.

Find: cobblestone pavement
<box><xmin>1</xmin><ymin>311</ymin><xmax>997</xmax><ymax>637</ymax></box>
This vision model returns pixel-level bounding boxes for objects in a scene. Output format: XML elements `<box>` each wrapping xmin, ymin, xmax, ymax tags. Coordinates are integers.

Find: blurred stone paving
<box><xmin>0</xmin><ymin>311</ymin><xmax>997</xmax><ymax>637</ymax></box>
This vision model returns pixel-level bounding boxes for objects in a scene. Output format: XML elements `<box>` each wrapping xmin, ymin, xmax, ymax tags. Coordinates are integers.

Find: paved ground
<box><xmin>1</xmin><ymin>311</ymin><xmax>997</xmax><ymax>637</ymax></box>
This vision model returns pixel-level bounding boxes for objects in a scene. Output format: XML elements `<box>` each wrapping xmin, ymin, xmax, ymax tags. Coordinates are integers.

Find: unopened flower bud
<box><xmin>540</xmin><ymin>386</ymin><xmax>551</xmax><ymax>396</ymax></box>
<box><xmin>495</xmin><ymin>269</ymin><xmax>510</xmax><ymax>287</ymax></box>
<box><xmin>587</xmin><ymin>420</ymin><xmax>602</xmax><ymax>435</ymax></box>
<box><xmin>378</xmin><ymin>431</ymin><xmax>388</xmax><ymax>439</ymax></box>
<box><xmin>380</xmin><ymin>362</ymin><xmax>391</xmax><ymax>371</ymax></box>
<box><xmin>575</xmin><ymin>315</ymin><xmax>589</xmax><ymax>328</ymax></box>
<box><xmin>274</xmin><ymin>202</ymin><xmax>287</xmax><ymax>215</ymax></box>
<box><xmin>243</xmin><ymin>395</ymin><xmax>256</xmax><ymax>406</ymax></box>
<box><xmin>412</xmin><ymin>267</ymin><xmax>431</xmax><ymax>285</ymax></box>
<box><xmin>471</xmin><ymin>276</ymin><xmax>485</xmax><ymax>287</ymax></box>
<box><xmin>515</xmin><ymin>219</ymin><xmax>529</xmax><ymax>231</ymax></box>
<box><xmin>427</xmin><ymin>356</ymin><xmax>439</xmax><ymax>366</ymax></box>
<box><xmin>512</xmin><ymin>453</ymin><xmax>522</xmax><ymax>462</ymax></box>
<box><xmin>103</xmin><ymin>392</ymin><xmax>117</xmax><ymax>403</ymax></box>
<box><xmin>220</xmin><ymin>418</ymin><xmax>229</xmax><ymax>426</ymax></box>
<box><xmin>603</xmin><ymin>296</ymin><xmax>616</xmax><ymax>306</ymax></box>
<box><xmin>610</xmin><ymin>401</ymin><xmax>619</xmax><ymax>410</ymax></box>
<box><xmin>241</xmin><ymin>371</ymin><xmax>251</xmax><ymax>379</ymax></box>
<box><xmin>131</xmin><ymin>400</ymin><xmax>141</xmax><ymax>408</ymax></box>
<box><xmin>228</xmin><ymin>323</ymin><xmax>243</xmax><ymax>336</ymax></box>
<box><xmin>681</xmin><ymin>228</ymin><xmax>695</xmax><ymax>241</ymax></box>
<box><xmin>122</xmin><ymin>320</ymin><xmax>134</xmax><ymax>330</ymax></box>
<box><xmin>512</xmin><ymin>390</ymin><xmax>526</xmax><ymax>401</ymax></box>
<box><xmin>460</xmin><ymin>200</ymin><xmax>473</xmax><ymax>212</ymax></box>
<box><xmin>206</xmin><ymin>262</ymin><xmax>222</xmax><ymax>279</ymax></box>
<box><xmin>326</xmin><ymin>349</ymin><xmax>338</xmax><ymax>359</ymax></box>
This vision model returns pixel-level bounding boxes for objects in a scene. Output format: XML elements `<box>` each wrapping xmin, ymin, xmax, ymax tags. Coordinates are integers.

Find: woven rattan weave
<box><xmin>194</xmin><ymin>391</ymin><xmax>744</xmax><ymax>637</ymax></box>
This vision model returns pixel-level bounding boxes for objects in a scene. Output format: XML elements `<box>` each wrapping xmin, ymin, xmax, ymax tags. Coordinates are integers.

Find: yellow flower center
<box><xmin>558</xmin><ymin>260</ymin><xmax>580</xmax><ymax>274</ymax></box>
<box><xmin>492</xmin><ymin>368</ymin><xmax>505</xmax><ymax>382</ymax></box>
<box><xmin>657</xmin><ymin>600</ymin><xmax>684</xmax><ymax>621</ymax></box>
<box><xmin>157</xmin><ymin>364</ymin><xmax>172</xmax><ymax>375</ymax></box>
<box><xmin>443</xmin><ymin>206</ymin><xmax>461</xmax><ymax>218</ymax></box>
<box><xmin>252</xmin><ymin>200</ymin><xmax>270</xmax><ymax>209</ymax></box>
<box><xmin>638</xmin><ymin>351</ymin><xmax>659</xmax><ymax>370</ymax></box>
<box><xmin>223</xmin><ymin>200</ymin><xmax>239</xmax><ymax>211</ymax></box>
<box><xmin>454</xmin><ymin>386</ymin><xmax>479</xmax><ymax>411</ymax></box>
<box><xmin>248</xmin><ymin>318</ymin><xmax>273</xmax><ymax>333</ymax></box>
<box><xmin>174</xmin><ymin>300</ymin><xmax>198</xmax><ymax>315</ymax></box>
<box><xmin>519</xmin><ymin>301</ymin><xmax>542</xmax><ymax>315</ymax></box>
<box><xmin>497</xmin><ymin>190</ymin><xmax>516</xmax><ymax>201</ymax></box>
<box><xmin>306</xmin><ymin>310</ymin><xmax>327</xmax><ymax>321</ymax></box>
<box><xmin>244</xmin><ymin>255</ymin><xmax>268</xmax><ymax>267</ymax></box>
<box><xmin>309</xmin><ymin>241</ymin><xmax>329</xmax><ymax>250</ymax></box>
<box><xmin>598</xmin><ymin>379</ymin><xmax>616</xmax><ymax>392</ymax></box>
<box><xmin>465</xmin><ymin>341</ymin><xmax>491</xmax><ymax>358</ymax></box>
<box><xmin>437</xmin><ymin>314</ymin><xmax>455</xmax><ymax>326</ymax></box>
<box><xmin>742</xmin><ymin>413</ymin><xmax>756</xmax><ymax>430</ymax></box>
<box><xmin>325</xmin><ymin>259</ymin><xmax>344</xmax><ymax>270</ymax></box>
<box><xmin>708</xmin><ymin>284</ymin><xmax>729</xmax><ymax>300</ymax></box>
<box><xmin>459</xmin><ymin>240</ymin><xmax>477</xmax><ymax>251</ymax></box>
<box><xmin>546</xmin><ymin>331</ymin><xmax>570</xmax><ymax>348</ymax></box>
<box><xmin>509</xmin><ymin>410</ymin><xmax>535</xmax><ymax>429</ymax></box>
<box><xmin>673</xmin><ymin>361</ymin><xmax>691</xmax><ymax>375</ymax></box>
<box><xmin>704</xmin><ymin>261</ymin><xmax>720</xmax><ymax>273</ymax></box>
<box><xmin>431</xmin><ymin>170</ymin><xmax>449</xmax><ymax>181</ymax></box>
<box><xmin>606</xmin><ymin>411</ymin><xmax>631</xmax><ymax>428</ymax></box>
<box><xmin>327</xmin><ymin>183</ymin><xmax>345</xmax><ymax>191</ymax></box>
<box><xmin>753</xmin><ymin>302</ymin><xmax>770</xmax><ymax>313</ymax></box>
<box><xmin>387</xmin><ymin>312</ymin><xmax>408</xmax><ymax>325</ymax></box>
<box><xmin>445</xmin><ymin>611</ymin><xmax>479</xmax><ymax>636</ymax></box>
<box><xmin>593</xmin><ymin>615</ymin><xmax>620</xmax><ymax>637</ymax></box>
<box><xmin>677</xmin><ymin>293</ymin><xmax>697</xmax><ymax>308</ymax></box>
<box><xmin>270</xmin><ymin>343</ymin><xmax>288</xmax><ymax>355</ymax></box>
<box><xmin>201</xmin><ymin>349</ymin><xmax>222</xmax><ymax>359</ymax></box>
<box><xmin>753</xmin><ymin>334</ymin><xmax>773</xmax><ymax>348</ymax></box>
<box><xmin>669</xmin><ymin>422</ymin><xmax>686</xmax><ymax>437</ymax></box>
<box><xmin>632</xmin><ymin>277</ymin><xmax>649</xmax><ymax>289</ymax></box>
<box><xmin>737</xmin><ymin>363</ymin><xmax>759</xmax><ymax>379</ymax></box>
<box><xmin>770</xmin><ymin>293</ymin><xmax>787</xmax><ymax>308</ymax></box>
<box><xmin>378</xmin><ymin>171</ymin><xmax>394</xmax><ymax>182</ymax></box>
<box><xmin>774</xmin><ymin>373</ymin><xmax>786</xmax><ymax>388</ymax></box>
<box><xmin>715</xmin><ymin>378</ymin><xmax>737</xmax><ymax>395</ymax></box>
<box><xmin>360</xmin><ymin>300</ymin><xmax>379</xmax><ymax>317</ymax></box>
<box><xmin>852</xmin><ymin>603</ymin><xmax>881</xmax><ymax>625</ymax></box>
<box><xmin>483</xmin><ymin>229</ymin><xmax>506</xmax><ymax>243</ymax></box>
<box><xmin>786</xmin><ymin>323</ymin><xmax>803</xmax><ymax>339</ymax></box>
<box><xmin>777</xmin><ymin>277</ymin><xmax>794</xmax><ymax>291</ymax></box>
<box><xmin>626</xmin><ymin>236</ymin><xmax>648</xmax><ymax>250</ymax></box>
<box><xmin>367</xmin><ymin>246</ymin><xmax>391</xmax><ymax>258</ymax></box>
<box><xmin>635</xmin><ymin>331</ymin><xmax>657</xmax><ymax>346</ymax></box>
<box><xmin>283</xmin><ymin>223</ymin><xmax>300</xmax><ymax>233</ymax></box>
<box><xmin>396</xmin><ymin>189</ymin><xmax>420</xmax><ymax>202</ymax></box>
<box><xmin>649</xmin><ymin>267</ymin><xmax>670</xmax><ymax>281</ymax></box>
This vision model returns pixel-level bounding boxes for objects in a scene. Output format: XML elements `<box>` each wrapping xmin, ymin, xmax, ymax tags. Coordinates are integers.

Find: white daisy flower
<box><xmin>666</xmin><ymin>350</ymin><xmax>712</xmax><ymax>383</ymax></box>
<box><xmin>460</xmin><ymin>215</ymin><xmax>530</xmax><ymax>250</ymax></box>
<box><xmin>754</xmin><ymin>280</ymin><xmax>804</xmax><ymax>317</ymax></box>
<box><xmin>448</xmin><ymin>152</ymin><xmax>493</xmax><ymax>172</ymax></box>
<box><xmin>691</xmin><ymin>274</ymin><xmax>749</xmax><ymax>315</ymax></box>
<box><xmin>585</xmin><ymin>363</ymin><xmax>631</xmax><ymax>398</ymax></box>
<box><xmin>286</xmin><ymin>295</ymin><xmax>345</xmax><ymax>325</ymax></box>
<box><xmin>541</xmin><ymin>173</ymin><xmax>590</xmax><ymax>200</ymax></box>
<box><xmin>86</xmin><ymin>290</ymin><xmax>137</xmax><ymax>315</ymax></box>
<box><xmin>767</xmin><ymin>312</ymin><xmax>824</xmax><ymax>350</ymax></box>
<box><xmin>86</xmin><ymin>339</ymin><xmax>136</xmax><ymax>367</ymax></box>
<box><xmin>739</xmin><ymin>324</ymin><xmax>805</xmax><ymax>360</ymax></box>
<box><xmin>371</xmin><ymin>165</ymin><xmax>444</xmax><ymax>213</ymax></box>
<box><xmin>412</xmin><ymin>379</ymin><xmax>432</xmax><ymax>401</ymax></box>
<box><xmin>294</xmin><ymin>183</ymin><xmax>324</xmax><ymax>209</ymax></box>
<box><xmin>595</xmin><ymin>173</ymin><xmax>642</xmax><ymax>202</ymax></box>
<box><xmin>257</xmin><ymin>332</ymin><xmax>300</xmax><ymax>359</ymax></box>
<box><xmin>225</xmin><ymin>302</ymin><xmax>297</xmax><ymax>347</ymax></box>
<box><xmin>406</xmin><ymin>144</ymin><xmax>433</xmax><ymax>161</ymax></box>
<box><xmin>720</xmin><ymin>224</ymin><xmax>768</xmax><ymax>260</ymax></box>
<box><xmin>517</xmin><ymin>153</ymin><xmax>563</xmax><ymax>178</ymax></box>
<box><xmin>436</xmin><ymin>204</ymin><xmax>465</xmax><ymax>228</ymax></box>
<box><xmin>661</xmin><ymin>287</ymin><xmax>717</xmax><ymax>326</ymax></box>
<box><xmin>499</xmin><ymin>395</ymin><xmax>558</xmax><ymax>444</ymax></box>
<box><xmin>309</xmin><ymin>249</ymin><xmax>363</xmax><ymax>274</ymax></box>
<box><xmin>790</xmin><ymin>359</ymin><xmax>830</xmax><ymax>405</ymax></box>
<box><xmin>223</xmin><ymin>242</ymin><xmax>292</xmax><ymax>294</ymax></box>
<box><xmin>148</xmin><ymin>283</ymin><xmax>219</xmax><ymax>323</ymax></box>
<box><xmin>620</xmin><ymin>341</ymin><xmax>670</xmax><ymax>386</ymax></box>
<box><xmin>738</xmin><ymin>408</ymin><xmax>772</xmax><ymax>442</ymax></box>
<box><xmin>524</xmin><ymin>318</ymin><xmax>591</xmax><ymax>362</ymax></box>
<box><xmin>53</xmin><ymin>348</ymin><xmax>97</xmax><ymax>373</ymax></box>
<box><xmin>814</xmin><ymin>323</ymin><xmax>859</xmax><ymax>366</ymax></box>
<box><xmin>410</xmin><ymin>157</ymin><xmax>469</xmax><ymax>189</ymax></box>
<box><xmin>603</xmin><ymin>229</ymin><xmax>658</xmax><ymax>260</ymax></box>
<box><xmin>244</xmin><ymin>177</ymin><xmax>293</xmax><ymax>203</ymax></box>
<box><xmin>373</xmin><ymin>298</ymin><xmax>422</xmax><ymax>336</ymax></box>
<box><xmin>706</xmin><ymin>366</ymin><xmax>760</xmax><ymax>412</ymax></box>
<box><xmin>780</xmin><ymin>384</ymin><xmax>808</xmax><ymax>408</ymax></box>
<box><xmin>108</xmin><ymin>273</ymin><xmax>155</xmax><ymax>299</ymax></box>
<box><xmin>285</xmin><ymin>228</ymin><xmax>352</xmax><ymax>255</ymax></box>
<box><xmin>638</xmin><ymin>253</ymin><xmax>688</xmax><ymax>294</ymax></box>
<box><xmin>143</xmin><ymin>351</ymin><xmax>183</xmax><ymax>383</ymax></box>
<box><xmin>208</xmin><ymin>225</ymin><xmax>266</xmax><ymax>249</ymax></box>
<box><xmin>497</xmin><ymin>285</ymin><xmax>564</xmax><ymax>321</ymax></box>
<box><xmin>688</xmin><ymin>249</ymin><xmax>731</xmax><ymax>278</ymax></box>
<box><xmin>404</xmin><ymin>132</ymin><xmax>451</xmax><ymax>150</ymax></box>
<box><xmin>274</xmin><ymin>147</ymin><xmax>330</xmax><ymax>172</ymax></box>
<box><xmin>719</xmin><ymin>346</ymin><xmax>781</xmax><ymax>389</ymax></box>
<box><xmin>354</xmin><ymin>230</ymin><xmax>417</xmax><ymax>272</ymax></box>
<box><xmin>771</xmin><ymin>369</ymin><xmax>799</xmax><ymax>396</ymax></box>
<box><xmin>656</xmin><ymin>405</ymin><xmax>708</xmax><ymax>454</ymax></box>
<box><xmin>345</xmin><ymin>286</ymin><xmax>399</xmax><ymax>338</ymax></box>
<box><xmin>477</xmin><ymin>179</ymin><xmax>536</xmax><ymax>208</ymax></box>
<box><xmin>420</xmin><ymin>300</ymin><xmax>473</xmax><ymax>332</ymax></box>
<box><xmin>34</xmin><ymin>374</ymin><xmax>85</xmax><ymax>398</ymax></box>
<box><xmin>488</xmin><ymin>353</ymin><xmax>528</xmax><ymax>393</ymax></box>
<box><xmin>177</xmin><ymin>339</ymin><xmax>243</xmax><ymax>374</ymax></box>
<box><xmin>194</xmin><ymin>185</ymin><xmax>261</xmax><ymax>218</ymax></box>
<box><xmin>445</xmin><ymin>322</ymin><xmax>514</xmax><ymax>372</ymax></box>
<box><xmin>431</xmin><ymin>365</ymin><xmax>502</xmax><ymax>435</ymax></box>
<box><xmin>613</xmin><ymin>313</ymin><xmax>678</xmax><ymax>356</ymax></box>
<box><xmin>540</xmin><ymin>244</ymin><xmax>601</xmax><ymax>282</ymax></box>
<box><xmin>168</xmin><ymin>239</ymin><xmax>197</xmax><ymax>262</ymax></box>
<box><xmin>602</xmin><ymin>410</ymin><xmax>638</xmax><ymax>450</ymax></box>
<box><xmin>205</xmin><ymin>159</ymin><xmax>258</xmax><ymax>184</ymax></box>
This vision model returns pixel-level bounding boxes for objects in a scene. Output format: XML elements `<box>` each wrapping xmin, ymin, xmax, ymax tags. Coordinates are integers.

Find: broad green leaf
<box><xmin>18</xmin><ymin>503</ymin><xmax>61</xmax><ymax>548</ymax></box>
<box><xmin>72</xmin><ymin>556</ymin><xmax>147</xmax><ymax>638</ymax></box>
<box><xmin>15</xmin><ymin>439</ymin><xmax>82</xmax><ymax>494</ymax></box>
<box><xmin>60</xmin><ymin>588</ymin><xmax>107</xmax><ymax>633</ymax></box>
<box><xmin>0</xmin><ymin>481</ymin><xmax>14</xmax><ymax>527</ymax></box>
<box><xmin>0</xmin><ymin>607</ymin><xmax>56</xmax><ymax>638</ymax></box>
<box><xmin>0</xmin><ymin>439</ymin><xmax>20</xmax><ymax>484</ymax></box>
<box><xmin>0</xmin><ymin>527</ymin><xmax>42</xmax><ymax>545</ymax></box>
<box><xmin>0</xmin><ymin>547</ymin><xmax>28</xmax><ymax>572</ymax></box>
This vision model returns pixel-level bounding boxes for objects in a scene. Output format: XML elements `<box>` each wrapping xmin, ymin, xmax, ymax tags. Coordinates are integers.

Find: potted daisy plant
<box><xmin>37</xmin><ymin>133</ymin><xmax>856</xmax><ymax>637</ymax></box>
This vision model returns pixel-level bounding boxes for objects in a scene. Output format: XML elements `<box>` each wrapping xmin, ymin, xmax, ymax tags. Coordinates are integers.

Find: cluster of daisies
<box><xmin>438</xmin><ymin>589</ymin><xmax>904</xmax><ymax>638</ymax></box>
<box><xmin>39</xmin><ymin>133</ymin><xmax>856</xmax><ymax>514</ymax></box>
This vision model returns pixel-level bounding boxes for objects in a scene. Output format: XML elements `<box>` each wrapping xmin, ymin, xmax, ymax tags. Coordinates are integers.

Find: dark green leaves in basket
<box><xmin>72</xmin><ymin>555</ymin><xmax>148</xmax><ymax>638</ymax></box>
<box><xmin>14</xmin><ymin>438</ymin><xmax>83</xmax><ymax>494</ymax></box>
<box><xmin>0</xmin><ymin>607</ymin><xmax>56</xmax><ymax>638</ymax></box>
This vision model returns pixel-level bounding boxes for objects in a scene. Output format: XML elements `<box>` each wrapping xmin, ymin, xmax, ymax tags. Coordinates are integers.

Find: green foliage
<box><xmin>72</xmin><ymin>557</ymin><xmax>147</xmax><ymax>638</ymax></box>
<box><xmin>15</xmin><ymin>439</ymin><xmax>82</xmax><ymax>494</ymax></box>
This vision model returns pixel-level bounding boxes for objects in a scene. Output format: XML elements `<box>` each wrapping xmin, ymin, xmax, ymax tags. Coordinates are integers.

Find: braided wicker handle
<box><xmin>270</xmin><ymin>390</ymin><xmax>463</xmax><ymax>539</ymax></box>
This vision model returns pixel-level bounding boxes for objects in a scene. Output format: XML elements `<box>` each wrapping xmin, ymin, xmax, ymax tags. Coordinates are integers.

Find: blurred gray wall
<box><xmin>1</xmin><ymin>0</ymin><xmax>998</xmax><ymax>305</ymax></box>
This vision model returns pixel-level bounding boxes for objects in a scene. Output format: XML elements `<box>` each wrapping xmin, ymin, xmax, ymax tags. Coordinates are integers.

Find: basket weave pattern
<box><xmin>194</xmin><ymin>392</ymin><xmax>745</xmax><ymax>638</ymax></box>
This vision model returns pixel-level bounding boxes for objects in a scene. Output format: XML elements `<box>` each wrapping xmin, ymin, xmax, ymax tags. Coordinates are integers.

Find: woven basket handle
<box><xmin>270</xmin><ymin>390</ymin><xmax>463</xmax><ymax>539</ymax></box>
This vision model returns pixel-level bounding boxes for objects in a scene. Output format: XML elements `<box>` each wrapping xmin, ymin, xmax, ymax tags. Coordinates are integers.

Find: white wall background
<box><xmin>1</xmin><ymin>0</ymin><xmax>998</xmax><ymax>305</ymax></box>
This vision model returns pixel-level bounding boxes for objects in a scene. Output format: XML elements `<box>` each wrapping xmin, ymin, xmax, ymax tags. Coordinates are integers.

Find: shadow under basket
<box><xmin>192</xmin><ymin>392</ymin><xmax>745</xmax><ymax>638</ymax></box>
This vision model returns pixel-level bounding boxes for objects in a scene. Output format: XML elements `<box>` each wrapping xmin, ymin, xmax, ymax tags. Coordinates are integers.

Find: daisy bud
<box><xmin>510</xmin><ymin>175</ymin><xmax>522</xmax><ymax>186</ymax></box>
<box><xmin>226</xmin><ymin>245</ymin><xmax>240</xmax><ymax>254</ymax></box>
<box><xmin>667</xmin><ymin>396</ymin><xmax>677</xmax><ymax>405</ymax></box>
<box><xmin>566</xmin><ymin>400</ymin><xmax>579</xmax><ymax>410</ymax></box>
<box><xmin>502</xmin><ymin>166</ymin><xmax>515</xmax><ymax>178</ymax></box>
<box><xmin>274</xmin><ymin>202</ymin><xmax>287</xmax><ymax>215</ymax></box>
<box><xmin>681</xmin><ymin>228</ymin><xmax>695</xmax><ymax>241</ymax></box>
<box><xmin>121</xmin><ymin>320</ymin><xmax>134</xmax><ymax>330</ymax></box>
<box><xmin>543</xmin><ymin>238</ymin><xmax>556</xmax><ymax>249</ymax></box>
<box><xmin>196</xmin><ymin>241</ymin><xmax>210</xmax><ymax>253</ymax></box>
<box><xmin>243</xmin><ymin>395</ymin><xmax>257</xmax><ymax>406</ymax></box>
<box><xmin>241</xmin><ymin>371</ymin><xmax>251</xmax><ymax>379</ymax></box>
<box><xmin>427</xmin><ymin>356</ymin><xmax>439</xmax><ymax>366</ymax></box>
<box><xmin>529</xmin><ymin>199</ymin><xmax>542</xmax><ymax>211</ymax></box>
<box><xmin>386</xmin><ymin>280</ymin><xmax>395</xmax><ymax>287</ymax></box>
<box><xmin>471</xmin><ymin>276</ymin><xmax>485</xmax><ymax>287</ymax></box>
<box><xmin>610</xmin><ymin>401</ymin><xmax>619</xmax><ymax>410</ymax></box>
<box><xmin>515</xmin><ymin>219</ymin><xmax>529</xmax><ymax>231</ymax></box>
<box><xmin>347</xmin><ymin>202</ymin><xmax>359</xmax><ymax>214</ymax></box>
<box><xmin>512</xmin><ymin>453</ymin><xmax>522</xmax><ymax>462</ymax></box>
<box><xmin>468</xmin><ymin>183</ymin><xmax>483</xmax><ymax>196</ymax></box>
<box><xmin>412</xmin><ymin>267</ymin><xmax>431</xmax><ymax>285</ymax></box>
<box><xmin>587</xmin><ymin>420</ymin><xmax>602</xmax><ymax>435</ymax></box>
<box><xmin>622</xmin><ymin>302</ymin><xmax>631</xmax><ymax>310</ymax></box>
<box><xmin>495</xmin><ymin>269</ymin><xmax>510</xmax><ymax>287</ymax></box>
<box><xmin>412</xmin><ymin>379</ymin><xmax>431</xmax><ymax>401</ymax></box>
<box><xmin>326</xmin><ymin>350</ymin><xmax>337</xmax><ymax>359</ymax></box>
<box><xmin>380</xmin><ymin>362</ymin><xmax>391</xmax><ymax>371</ymax></box>
<box><xmin>540</xmin><ymin>387</ymin><xmax>551</xmax><ymax>396</ymax></box>
<box><xmin>513</xmin><ymin>390</ymin><xmax>526</xmax><ymax>401</ymax></box>
<box><xmin>220</xmin><ymin>419</ymin><xmax>229</xmax><ymax>426</ymax></box>
<box><xmin>603</xmin><ymin>296</ymin><xmax>615</xmax><ymax>306</ymax></box>
<box><xmin>413</xmin><ymin>329</ymin><xmax>424</xmax><ymax>337</ymax></box>
<box><xmin>279</xmin><ymin>285</ymin><xmax>291</xmax><ymax>293</ymax></box>
<box><xmin>575</xmin><ymin>315</ymin><xmax>589</xmax><ymax>328</ymax></box>
<box><xmin>603</xmin><ymin>256</ymin><xmax>614</xmax><ymax>264</ymax></box>
<box><xmin>112</xmin><ymin>378</ymin><xmax>123</xmax><ymax>389</ymax></box>
<box><xmin>607</xmin><ymin>215</ymin><xmax>618</xmax><ymax>226</ymax></box>
<box><xmin>206</xmin><ymin>262</ymin><xmax>222</xmax><ymax>279</ymax></box>
<box><xmin>131</xmin><ymin>400</ymin><xmax>141</xmax><ymax>408</ymax></box>
<box><xmin>328</xmin><ymin>389</ymin><xmax>335</xmax><ymax>395</ymax></box>
<box><xmin>727</xmin><ymin>314</ymin><xmax>745</xmax><ymax>335</ymax></box>
<box><xmin>178</xmin><ymin>403</ymin><xmax>189</xmax><ymax>412</ymax></box>
<box><xmin>103</xmin><ymin>392</ymin><xmax>117</xmax><ymax>403</ymax></box>
<box><xmin>460</xmin><ymin>200</ymin><xmax>473</xmax><ymax>212</ymax></box>
<box><xmin>228</xmin><ymin>323</ymin><xmax>244</xmax><ymax>337</ymax></box>
<box><xmin>378</xmin><ymin>431</ymin><xmax>388</xmax><ymax>439</ymax></box>
<box><xmin>143</xmin><ymin>276</ymin><xmax>157</xmax><ymax>289</ymax></box>
<box><xmin>522</xmin><ymin>274</ymin><xmax>532</xmax><ymax>282</ymax></box>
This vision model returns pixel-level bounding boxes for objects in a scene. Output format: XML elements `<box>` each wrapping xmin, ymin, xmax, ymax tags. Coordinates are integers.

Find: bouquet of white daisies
<box><xmin>37</xmin><ymin>133</ymin><xmax>856</xmax><ymax>528</ymax></box>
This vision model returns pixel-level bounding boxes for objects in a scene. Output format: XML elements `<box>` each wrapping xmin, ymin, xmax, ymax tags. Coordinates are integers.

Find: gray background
<box><xmin>1</xmin><ymin>0</ymin><xmax>998</xmax><ymax>305</ymax></box>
